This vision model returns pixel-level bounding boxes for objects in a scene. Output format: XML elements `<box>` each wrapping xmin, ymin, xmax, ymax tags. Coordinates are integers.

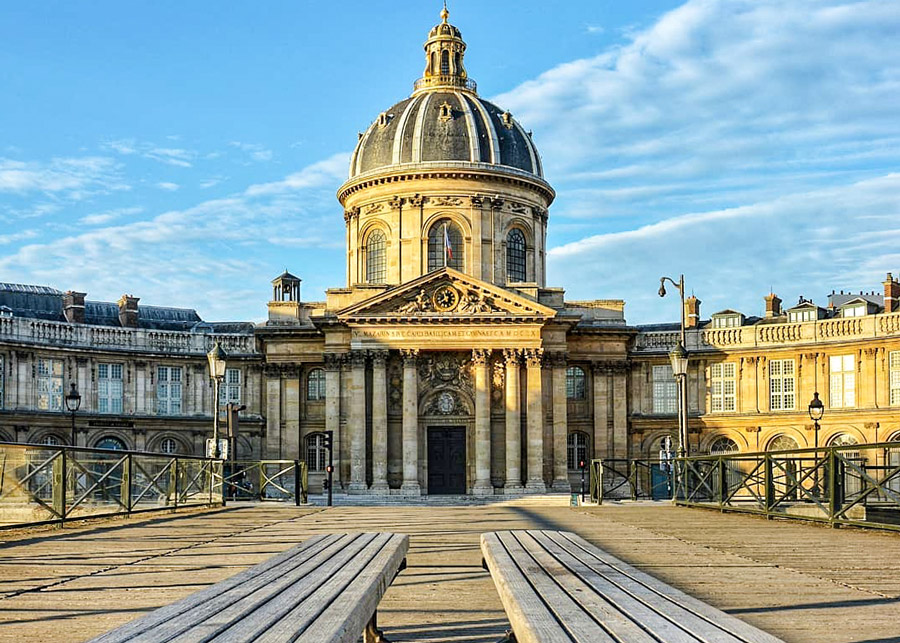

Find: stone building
<box><xmin>2</xmin><ymin>10</ymin><xmax>899</xmax><ymax>497</ymax></box>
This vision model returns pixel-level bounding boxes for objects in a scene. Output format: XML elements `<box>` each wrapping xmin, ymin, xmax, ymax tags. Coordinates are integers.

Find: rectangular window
<box><xmin>98</xmin><ymin>363</ymin><xmax>124</xmax><ymax>414</ymax></box>
<box><xmin>0</xmin><ymin>355</ymin><xmax>4</xmax><ymax>410</ymax></box>
<box><xmin>891</xmin><ymin>351</ymin><xmax>900</xmax><ymax>406</ymax></box>
<box><xmin>652</xmin><ymin>365</ymin><xmax>677</xmax><ymax>414</ymax></box>
<box><xmin>829</xmin><ymin>354</ymin><xmax>856</xmax><ymax>408</ymax></box>
<box><xmin>843</xmin><ymin>305</ymin><xmax>866</xmax><ymax>318</ymax></box>
<box><xmin>710</xmin><ymin>362</ymin><xmax>736</xmax><ymax>412</ymax></box>
<box><xmin>712</xmin><ymin>316</ymin><xmax>740</xmax><ymax>328</ymax></box>
<box><xmin>769</xmin><ymin>359</ymin><xmax>796</xmax><ymax>411</ymax></box>
<box><xmin>790</xmin><ymin>309</ymin><xmax>816</xmax><ymax>323</ymax></box>
<box><xmin>37</xmin><ymin>358</ymin><xmax>64</xmax><ymax>411</ymax></box>
<box><xmin>218</xmin><ymin>368</ymin><xmax>242</xmax><ymax>406</ymax></box>
<box><xmin>157</xmin><ymin>366</ymin><xmax>183</xmax><ymax>415</ymax></box>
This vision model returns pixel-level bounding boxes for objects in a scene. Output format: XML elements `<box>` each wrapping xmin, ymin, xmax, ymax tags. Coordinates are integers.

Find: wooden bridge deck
<box><xmin>0</xmin><ymin>502</ymin><xmax>898</xmax><ymax>642</ymax></box>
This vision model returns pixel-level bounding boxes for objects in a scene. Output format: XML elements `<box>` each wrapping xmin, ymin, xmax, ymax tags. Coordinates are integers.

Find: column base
<box><xmin>400</xmin><ymin>482</ymin><xmax>422</xmax><ymax>495</ymax></box>
<box><xmin>472</xmin><ymin>483</ymin><xmax>494</xmax><ymax>496</ymax></box>
<box><xmin>347</xmin><ymin>482</ymin><xmax>369</xmax><ymax>494</ymax></box>
<box><xmin>369</xmin><ymin>481</ymin><xmax>390</xmax><ymax>494</ymax></box>
<box><xmin>503</xmin><ymin>484</ymin><xmax>524</xmax><ymax>495</ymax></box>
<box><xmin>525</xmin><ymin>480</ymin><xmax>546</xmax><ymax>493</ymax></box>
<box><xmin>550</xmin><ymin>479</ymin><xmax>572</xmax><ymax>493</ymax></box>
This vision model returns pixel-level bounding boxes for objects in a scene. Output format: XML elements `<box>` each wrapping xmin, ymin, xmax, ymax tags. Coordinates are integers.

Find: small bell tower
<box><xmin>414</xmin><ymin>4</ymin><xmax>474</xmax><ymax>94</ymax></box>
<box><xmin>267</xmin><ymin>270</ymin><xmax>305</xmax><ymax>324</ymax></box>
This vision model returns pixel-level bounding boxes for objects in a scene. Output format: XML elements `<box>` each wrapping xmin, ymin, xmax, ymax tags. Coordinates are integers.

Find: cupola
<box><xmin>414</xmin><ymin>5</ymin><xmax>473</xmax><ymax>94</ymax></box>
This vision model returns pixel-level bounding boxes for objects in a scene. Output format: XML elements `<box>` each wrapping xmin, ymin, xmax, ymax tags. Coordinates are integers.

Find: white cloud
<box><xmin>156</xmin><ymin>181</ymin><xmax>180</xmax><ymax>191</ymax></box>
<box><xmin>0</xmin><ymin>229</ymin><xmax>39</xmax><ymax>245</ymax></box>
<box><xmin>79</xmin><ymin>206</ymin><xmax>143</xmax><ymax>226</ymax></box>
<box><xmin>229</xmin><ymin>141</ymin><xmax>274</xmax><ymax>162</ymax></box>
<box><xmin>0</xmin><ymin>156</ymin><xmax>127</xmax><ymax>198</ymax></box>
<box><xmin>245</xmin><ymin>152</ymin><xmax>349</xmax><ymax>196</ymax></box>
<box><xmin>102</xmin><ymin>139</ymin><xmax>196</xmax><ymax>167</ymax></box>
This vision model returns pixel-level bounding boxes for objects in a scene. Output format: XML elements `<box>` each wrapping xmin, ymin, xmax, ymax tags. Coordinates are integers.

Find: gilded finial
<box><xmin>441</xmin><ymin>1</ymin><xmax>449</xmax><ymax>23</ymax></box>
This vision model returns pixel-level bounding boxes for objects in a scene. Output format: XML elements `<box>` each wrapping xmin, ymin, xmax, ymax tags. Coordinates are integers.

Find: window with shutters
<box><xmin>829</xmin><ymin>354</ymin><xmax>856</xmax><ymax>408</ymax></box>
<box><xmin>98</xmin><ymin>363</ymin><xmax>124</xmax><ymax>414</ymax></box>
<box><xmin>157</xmin><ymin>366</ymin><xmax>183</xmax><ymax>415</ymax></box>
<box><xmin>769</xmin><ymin>359</ymin><xmax>796</xmax><ymax>411</ymax></box>
<box><xmin>710</xmin><ymin>363</ymin><xmax>736</xmax><ymax>412</ymax></box>
<box><xmin>652</xmin><ymin>365</ymin><xmax>677</xmax><ymax>414</ymax></box>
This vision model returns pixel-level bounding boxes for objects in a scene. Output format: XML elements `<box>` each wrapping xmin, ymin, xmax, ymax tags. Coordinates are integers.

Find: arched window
<box><xmin>566</xmin><ymin>366</ymin><xmax>585</xmax><ymax>400</ymax></box>
<box><xmin>507</xmin><ymin>229</ymin><xmax>527</xmax><ymax>282</ymax></box>
<box><xmin>440</xmin><ymin>49</ymin><xmax>450</xmax><ymax>75</ymax></box>
<box><xmin>767</xmin><ymin>435</ymin><xmax>799</xmax><ymax>452</ymax></box>
<box><xmin>40</xmin><ymin>434</ymin><xmax>63</xmax><ymax>446</ymax></box>
<box><xmin>306</xmin><ymin>433</ymin><xmax>327</xmax><ymax>472</ymax></box>
<box><xmin>307</xmin><ymin>368</ymin><xmax>326</xmax><ymax>401</ymax></box>
<box><xmin>366</xmin><ymin>230</ymin><xmax>386</xmax><ymax>283</ymax></box>
<box><xmin>95</xmin><ymin>436</ymin><xmax>126</xmax><ymax>451</ymax></box>
<box><xmin>567</xmin><ymin>432</ymin><xmax>589</xmax><ymax>470</ymax></box>
<box><xmin>427</xmin><ymin>219</ymin><xmax>463</xmax><ymax>272</ymax></box>
<box><xmin>827</xmin><ymin>433</ymin><xmax>858</xmax><ymax>448</ymax></box>
<box><xmin>709</xmin><ymin>436</ymin><xmax>739</xmax><ymax>455</ymax></box>
<box><xmin>160</xmin><ymin>437</ymin><xmax>179</xmax><ymax>454</ymax></box>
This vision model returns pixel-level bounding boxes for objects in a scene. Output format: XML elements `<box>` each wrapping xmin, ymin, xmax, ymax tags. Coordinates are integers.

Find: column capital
<box><xmin>400</xmin><ymin>348</ymin><xmax>420</xmax><ymax>365</ymax></box>
<box><xmin>524</xmin><ymin>348</ymin><xmax>543</xmax><ymax>368</ymax></box>
<box><xmin>503</xmin><ymin>348</ymin><xmax>523</xmax><ymax>365</ymax></box>
<box><xmin>591</xmin><ymin>359</ymin><xmax>629</xmax><ymax>375</ymax></box>
<box><xmin>349</xmin><ymin>351</ymin><xmax>368</xmax><ymax>368</ymax></box>
<box><xmin>324</xmin><ymin>352</ymin><xmax>345</xmax><ymax>371</ymax></box>
<box><xmin>369</xmin><ymin>349</ymin><xmax>390</xmax><ymax>367</ymax></box>
<box><xmin>543</xmin><ymin>351</ymin><xmax>567</xmax><ymax>368</ymax></box>
<box><xmin>388</xmin><ymin>196</ymin><xmax>405</xmax><ymax>209</ymax></box>
<box><xmin>471</xmin><ymin>348</ymin><xmax>492</xmax><ymax>366</ymax></box>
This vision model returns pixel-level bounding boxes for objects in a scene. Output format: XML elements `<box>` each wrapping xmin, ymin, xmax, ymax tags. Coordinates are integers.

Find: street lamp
<box><xmin>64</xmin><ymin>382</ymin><xmax>81</xmax><ymax>447</ymax></box>
<box><xmin>808</xmin><ymin>392</ymin><xmax>825</xmax><ymax>494</ymax></box>
<box><xmin>207</xmin><ymin>342</ymin><xmax>227</xmax><ymax>459</ymax></box>
<box><xmin>660</xmin><ymin>274</ymin><xmax>689</xmax><ymax>457</ymax></box>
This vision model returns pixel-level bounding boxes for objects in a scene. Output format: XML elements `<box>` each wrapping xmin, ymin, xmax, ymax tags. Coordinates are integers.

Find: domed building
<box><xmin>257</xmin><ymin>8</ymin><xmax>631</xmax><ymax>496</ymax></box>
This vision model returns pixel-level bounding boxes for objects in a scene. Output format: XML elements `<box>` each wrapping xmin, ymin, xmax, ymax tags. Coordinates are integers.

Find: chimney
<box><xmin>884</xmin><ymin>273</ymin><xmax>900</xmax><ymax>313</ymax></box>
<box><xmin>684</xmin><ymin>295</ymin><xmax>701</xmax><ymax>329</ymax></box>
<box><xmin>764</xmin><ymin>292</ymin><xmax>782</xmax><ymax>318</ymax></box>
<box><xmin>62</xmin><ymin>291</ymin><xmax>86</xmax><ymax>324</ymax></box>
<box><xmin>117</xmin><ymin>295</ymin><xmax>140</xmax><ymax>328</ymax></box>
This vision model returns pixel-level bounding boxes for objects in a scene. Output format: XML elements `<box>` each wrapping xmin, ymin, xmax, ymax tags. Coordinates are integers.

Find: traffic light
<box><xmin>323</xmin><ymin>430</ymin><xmax>333</xmax><ymax>451</ymax></box>
<box><xmin>579</xmin><ymin>460</ymin><xmax>586</xmax><ymax>470</ymax></box>
<box><xmin>322</xmin><ymin>478</ymin><xmax>330</xmax><ymax>491</ymax></box>
<box><xmin>325</xmin><ymin>464</ymin><xmax>334</xmax><ymax>474</ymax></box>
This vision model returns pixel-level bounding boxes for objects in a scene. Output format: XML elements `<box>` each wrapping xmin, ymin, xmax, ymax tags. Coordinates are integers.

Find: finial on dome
<box><xmin>441</xmin><ymin>1</ymin><xmax>449</xmax><ymax>23</ymax></box>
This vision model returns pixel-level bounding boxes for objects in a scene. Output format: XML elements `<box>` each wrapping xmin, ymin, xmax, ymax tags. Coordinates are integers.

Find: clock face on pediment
<box><xmin>336</xmin><ymin>268</ymin><xmax>557</xmax><ymax>321</ymax></box>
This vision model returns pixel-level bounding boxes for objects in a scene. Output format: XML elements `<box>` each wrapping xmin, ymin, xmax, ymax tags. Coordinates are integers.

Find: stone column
<box><xmin>283</xmin><ymin>365</ymin><xmax>301</xmax><ymax>460</ymax></box>
<box><xmin>264</xmin><ymin>365</ymin><xmax>282</xmax><ymax>459</ymax></box>
<box><xmin>549</xmin><ymin>352</ymin><xmax>569</xmax><ymax>491</ymax></box>
<box><xmin>472</xmin><ymin>348</ymin><xmax>493</xmax><ymax>495</ymax></box>
<box><xmin>324</xmin><ymin>353</ymin><xmax>343</xmax><ymax>490</ymax></box>
<box><xmin>503</xmin><ymin>349</ymin><xmax>523</xmax><ymax>493</ymax></box>
<box><xmin>591</xmin><ymin>363</ymin><xmax>609</xmax><ymax>459</ymax></box>
<box><xmin>400</xmin><ymin>349</ymin><xmax>421</xmax><ymax>494</ymax></box>
<box><xmin>348</xmin><ymin>351</ymin><xmax>368</xmax><ymax>493</ymax></box>
<box><xmin>370</xmin><ymin>350</ymin><xmax>389</xmax><ymax>492</ymax></box>
<box><xmin>524</xmin><ymin>348</ymin><xmax>546</xmax><ymax>492</ymax></box>
<box><xmin>612</xmin><ymin>363</ymin><xmax>629</xmax><ymax>459</ymax></box>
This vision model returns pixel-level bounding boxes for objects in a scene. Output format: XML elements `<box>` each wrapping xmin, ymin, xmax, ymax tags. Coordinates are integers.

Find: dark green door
<box><xmin>428</xmin><ymin>427</ymin><xmax>466</xmax><ymax>494</ymax></box>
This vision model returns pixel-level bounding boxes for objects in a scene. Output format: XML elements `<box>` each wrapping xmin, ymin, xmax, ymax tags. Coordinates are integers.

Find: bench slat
<box><xmin>545</xmin><ymin>531</ymin><xmax>780</xmax><ymax>643</ymax></box>
<box><xmin>166</xmin><ymin>533</ymin><xmax>380</xmax><ymax>643</ymax></box>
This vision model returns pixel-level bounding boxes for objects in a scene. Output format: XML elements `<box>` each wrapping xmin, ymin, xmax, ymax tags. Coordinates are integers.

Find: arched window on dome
<box><xmin>427</xmin><ymin>219</ymin><xmax>463</xmax><ymax>272</ymax></box>
<box><xmin>441</xmin><ymin>49</ymin><xmax>450</xmax><ymax>75</ymax></box>
<box><xmin>366</xmin><ymin>230</ymin><xmax>386</xmax><ymax>284</ymax></box>
<box><xmin>507</xmin><ymin>229</ymin><xmax>527</xmax><ymax>282</ymax></box>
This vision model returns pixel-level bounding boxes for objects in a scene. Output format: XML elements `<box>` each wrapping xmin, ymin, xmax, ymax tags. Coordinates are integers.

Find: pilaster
<box><xmin>348</xmin><ymin>351</ymin><xmax>368</xmax><ymax>493</ymax></box>
<box><xmin>547</xmin><ymin>351</ymin><xmax>569</xmax><ymax>491</ymax></box>
<box><xmin>370</xmin><ymin>350</ymin><xmax>390</xmax><ymax>491</ymax></box>
<box><xmin>503</xmin><ymin>349</ymin><xmax>523</xmax><ymax>492</ymax></box>
<box><xmin>524</xmin><ymin>348</ymin><xmax>545</xmax><ymax>492</ymax></box>
<box><xmin>472</xmin><ymin>348</ymin><xmax>493</xmax><ymax>495</ymax></box>
<box><xmin>400</xmin><ymin>349</ymin><xmax>422</xmax><ymax>494</ymax></box>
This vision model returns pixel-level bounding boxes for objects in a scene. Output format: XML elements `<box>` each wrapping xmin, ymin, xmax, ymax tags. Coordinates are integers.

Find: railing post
<box><xmin>828</xmin><ymin>447</ymin><xmax>840</xmax><ymax>526</ymax></box>
<box><xmin>294</xmin><ymin>460</ymin><xmax>301</xmax><ymax>507</ymax></box>
<box><xmin>121</xmin><ymin>454</ymin><xmax>132</xmax><ymax>514</ymax></box>
<box><xmin>629</xmin><ymin>460</ymin><xmax>637</xmax><ymax>501</ymax></box>
<box><xmin>52</xmin><ymin>450</ymin><xmax>66</xmax><ymax>525</ymax></box>
<box><xmin>764</xmin><ymin>454</ymin><xmax>774</xmax><ymax>518</ymax></box>
<box><xmin>170</xmin><ymin>457</ymin><xmax>179</xmax><ymax>509</ymax></box>
<box><xmin>718</xmin><ymin>456</ymin><xmax>727</xmax><ymax>509</ymax></box>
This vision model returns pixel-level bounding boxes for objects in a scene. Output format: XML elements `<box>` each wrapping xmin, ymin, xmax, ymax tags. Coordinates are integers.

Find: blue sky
<box><xmin>1</xmin><ymin>0</ymin><xmax>898</xmax><ymax>324</ymax></box>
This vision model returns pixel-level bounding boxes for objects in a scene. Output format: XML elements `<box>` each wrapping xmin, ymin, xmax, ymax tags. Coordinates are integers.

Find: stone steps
<box><xmin>305</xmin><ymin>493</ymin><xmax>575</xmax><ymax>507</ymax></box>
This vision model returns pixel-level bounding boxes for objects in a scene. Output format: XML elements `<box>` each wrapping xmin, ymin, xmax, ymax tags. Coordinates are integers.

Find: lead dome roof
<box><xmin>346</xmin><ymin>9</ymin><xmax>544</xmax><ymax>182</ymax></box>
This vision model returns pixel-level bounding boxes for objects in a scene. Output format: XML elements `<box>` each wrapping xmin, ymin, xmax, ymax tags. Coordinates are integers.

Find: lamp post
<box><xmin>808</xmin><ymin>391</ymin><xmax>825</xmax><ymax>494</ymax></box>
<box><xmin>207</xmin><ymin>342</ymin><xmax>228</xmax><ymax>459</ymax></box>
<box><xmin>64</xmin><ymin>383</ymin><xmax>82</xmax><ymax>447</ymax></box>
<box><xmin>659</xmin><ymin>274</ymin><xmax>689</xmax><ymax>457</ymax></box>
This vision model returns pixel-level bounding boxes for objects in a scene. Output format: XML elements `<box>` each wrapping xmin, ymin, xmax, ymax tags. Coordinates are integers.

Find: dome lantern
<box><xmin>414</xmin><ymin>5</ymin><xmax>475</xmax><ymax>95</ymax></box>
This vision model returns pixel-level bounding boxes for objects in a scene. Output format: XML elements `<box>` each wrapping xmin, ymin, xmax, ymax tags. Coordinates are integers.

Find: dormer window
<box><xmin>842</xmin><ymin>304</ymin><xmax>867</xmax><ymax>318</ymax></box>
<box><xmin>377</xmin><ymin>112</ymin><xmax>390</xmax><ymax>128</ymax></box>
<box><xmin>789</xmin><ymin>309</ymin><xmax>816</xmax><ymax>323</ymax></box>
<box><xmin>438</xmin><ymin>101</ymin><xmax>453</xmax><ymax>122</ymax></box>
<box><xmin>712</xmin><ymin>315</ymin><xmax>740</xmax><ymax>328</ymax></box>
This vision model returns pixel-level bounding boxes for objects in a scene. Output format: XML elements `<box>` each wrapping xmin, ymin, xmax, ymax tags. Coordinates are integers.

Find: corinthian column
<box><xmin>400</xmin><ymin>349</ymin><xmax>422</xmax><ymax>495</ymax></box>
<box><xmin>472</xmin><ymin>348</ymin><xmax>493</xmax><ymax>495</ymax></box>
<box><xmin>370</xmin><ymin>350</ymin><xmax>389</xmax><ymax>492</ymax></box>
<box><xmin>324</xmin><ymin>353</ymin><xmax>343</xmax><ymax>490</ymax></box>
<box><xmin>525</xmin><ymin>348</ymin><xmax>546</xmax><ymax>492</ymax></box>
<box><xmin>549</xmin><ymin>352</ymin><xmax>570</xmax><ymax>491</ymax></box>
<box><xmin>348</xmin><ymin>351</ymin><xmax>368</xmax><ymax>493</ymax></box>
<box><xmin>503</xmin><ymin>349</ymin><xmax>523</xmax><ymax>493</ymax></box>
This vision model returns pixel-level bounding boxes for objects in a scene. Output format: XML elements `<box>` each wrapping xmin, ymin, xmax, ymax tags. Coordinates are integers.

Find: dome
<box><xmin>345</xmin><ymin>8</ymin><xmax>545</xmax><ymax>183</ymax></box>
<box><xmin>348</xmin><ymin>92</ymin><xmax>544</xmax><ymax>179</ymax></box>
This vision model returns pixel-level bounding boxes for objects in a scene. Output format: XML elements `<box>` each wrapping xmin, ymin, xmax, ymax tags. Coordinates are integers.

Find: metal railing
<box><xmin>0</xmin><ymin>442</ymin><xmax>225</xmax><ymax>529</ymax></box>
<box><xmin>222</xmin><ymin>460</ymin><xmax>308</xmax><ymax>505</ymax></box>
<box><xmin>589</xmin><ymin>458</ymin><xmax>674</xmax><ymax>503</ymax></box>
<box><xmin>674</xmin><ymin>441</ymin><xmax>900</xmax><ymax>531</ymax></box>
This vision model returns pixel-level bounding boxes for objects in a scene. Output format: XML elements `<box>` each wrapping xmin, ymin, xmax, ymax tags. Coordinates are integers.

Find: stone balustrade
<box><xmin>0</xmin><ymin>316</ymin><xmax>258</xmax><ymax>355</ymax></box>
<box><xmin>634</xmin><ymin>311</ymin><xmax>900</xmax><ymax>354</ymax></box>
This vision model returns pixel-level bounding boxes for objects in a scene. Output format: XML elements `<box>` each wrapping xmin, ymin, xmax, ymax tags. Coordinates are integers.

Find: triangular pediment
<box><xmin>337</xmin><ymin>268</ymin><xmax>557</xmax><ymax>322</ymax></box>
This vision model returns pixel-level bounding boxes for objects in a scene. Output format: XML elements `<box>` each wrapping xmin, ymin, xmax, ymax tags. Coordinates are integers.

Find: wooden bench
<box><xmin>481</xmin><ymin>530</ymin><xmax>782</xmax><ymax>643</ymax></box>
<box><xmin>91</xmin><ymin>532</ymin><xmax>408</xmax><ymax>643</ymax></box>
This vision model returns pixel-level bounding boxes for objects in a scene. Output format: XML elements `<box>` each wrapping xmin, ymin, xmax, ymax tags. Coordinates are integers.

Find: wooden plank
<box><xmin>163</xmin><ymin>533</ymin><xmax>378</xmax><ymax>643</ymax></box>
<box><xmin>513</xmin><ymin>530</ymin><xmax>661</xmax><ymax>643</ymax></box>
<box><xmin>88</xmin><ymin>533</ymin><xmax>339</xmax><ymax>642</ymax></box>
<box><xmin>480</xmin><ymin>532</ymin><xmax>591</xmax><ymax>643</ymax></box>
<box><xmin>548</xmin><ymin>531</ymin><xmax>782</xmax><ymax>643</ymax></box>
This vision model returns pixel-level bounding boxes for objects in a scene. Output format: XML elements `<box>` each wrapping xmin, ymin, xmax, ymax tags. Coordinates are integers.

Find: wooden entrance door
<box><xmin>428</xmin><ymin>426</ymin><xmax>466</xmax><ymax>494</ymax></box>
